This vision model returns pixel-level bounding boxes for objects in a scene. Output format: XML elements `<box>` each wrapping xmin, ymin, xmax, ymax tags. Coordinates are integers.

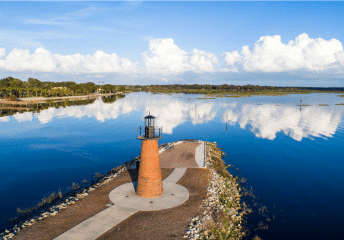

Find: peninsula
<box><xmin>3</xmin><ymin>141</ymin><xmax>256</xmax><ymax>240</ymax></box>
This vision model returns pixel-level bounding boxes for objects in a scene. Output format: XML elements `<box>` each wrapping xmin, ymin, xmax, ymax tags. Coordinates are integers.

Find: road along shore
<box><xmin>0</xmin><ymin>92</ymin><xmax>124</xmax><ymax>105</ymax></box>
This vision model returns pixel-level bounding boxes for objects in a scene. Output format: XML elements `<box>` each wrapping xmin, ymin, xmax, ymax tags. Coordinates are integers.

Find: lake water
<box><xmin>1</xmin><ymin>92</ymin><xmax>344</xmax><ymax>239</ymax></box>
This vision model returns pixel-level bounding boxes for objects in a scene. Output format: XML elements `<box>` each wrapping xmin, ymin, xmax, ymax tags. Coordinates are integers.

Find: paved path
<box><xmin>54</xmin><ymin>168</ymin><xmax>189</xmax><ymax>240</ymax></box>
<box><xmin>16</xmin><ymin>92</ymin><xmax>123</xmax><ymax>102</ymax></box>
<box><xmin>53</xmin><ymin>206</ymin><xmax>137</xmax><ymax>240</ymax></box>
<box><xmin>195</xmin><ymin>141</ymin><xmax>206</xmax><ymax>168</ymax></box>
<box><xmin>54</xmin><ymin>141</ymin><xmax>206</xmax><ymax>240</ymax></box>
<box><xmin>159</xmin><ymin>141</ymin><xmax>205</xmax><ymax>168</ymax></box>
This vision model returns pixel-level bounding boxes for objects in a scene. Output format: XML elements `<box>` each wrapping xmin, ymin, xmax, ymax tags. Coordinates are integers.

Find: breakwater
<box><xmin>1</xmin><ymin>141</ymin><xmax>253</xmax><ymax>240</ymax></box>
<box><xmin>0</xmin><ymin>158</ymin><xmax>138</xmax><ymax>240</ymax></box>
<box><xmin>183</xmin><ymin>141</ymin><xmax>250</xmax><ymax>240</ymax></box>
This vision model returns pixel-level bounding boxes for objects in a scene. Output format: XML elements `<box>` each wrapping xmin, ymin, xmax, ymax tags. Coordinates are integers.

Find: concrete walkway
<box><xmin>16</xmin><ymin>92</ymin><xmax>123</xmax><ymax>102</ymax></box>
<box><xmin>54</xmin><ymin>168</ymin><xmax>189</xmax><ymax>240</ymax></box>
<box><xmin>53</xmin><ymin>205</ymin><xmax>137</xmax><ymax>240</ymax></box>
<box><xmin>109</xmin><ymin>168</ymin><xmax>189</xmax><ymax>211</ymax></box>
<box><xmin>54</xmin><ymin>141</ymin><xmax>206</xmax><ymax>240</ymax></box>
<box><xmin>195</xmin><ymin>141</ymin><xmax>206</xmax><ymax>168</ymax></box>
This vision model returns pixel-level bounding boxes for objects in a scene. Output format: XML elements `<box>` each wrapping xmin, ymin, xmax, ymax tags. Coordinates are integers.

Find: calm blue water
<box><xmin>1</xmin><ymin>92</ymin><xmax>344</xmax><ymax>239</ymax></box>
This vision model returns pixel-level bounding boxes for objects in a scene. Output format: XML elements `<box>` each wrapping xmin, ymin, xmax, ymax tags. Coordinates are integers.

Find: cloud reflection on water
<box><xmin>222</xmin><ymin>104</ymin><xmax>342</xmax><ymax>141</ymax></box>
<box><xmin>2</xmin><ymin>94</ymin><xmax>344</xmax><ymax>141</ymax></box>
<box><xmin>0</xmin><ymin>116</ymin><xmax>10</xmax><ymax>122</ymax></box>
<box><xmin>8</xmin><ymin>97</ymin><xmax>140</xmax><ymax>124</ymax></box>
<box><xmin>145</xmin><ymin>99</ymin><xmax>217</xmax><ymax>134</ymax></box>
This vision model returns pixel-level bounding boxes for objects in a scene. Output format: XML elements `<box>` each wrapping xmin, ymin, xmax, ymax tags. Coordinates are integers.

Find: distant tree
<box><xmin>118</xmin><ymin>86</ymin><xmax>126</xmax><ymax>92</ymax></box>
<box><xmin>27</xmin><ymin>78</ymin><xmax>42</xmax><ymax>88</ymax></box>
<box><xmin>101</xmin><ymin>95</ymin><xmax>117</xmax><ymax>103</ymax></box>
<box><xmin>85</xmin><ymin>82</ymin><xmax>97</xmax><ymax>93</ymax></box>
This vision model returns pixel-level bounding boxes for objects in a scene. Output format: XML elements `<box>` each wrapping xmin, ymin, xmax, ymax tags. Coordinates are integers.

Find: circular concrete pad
<box><xmin>109</xmin><ymin>181</ymin><xmax>189</xmax><ymax>211</ymax></box>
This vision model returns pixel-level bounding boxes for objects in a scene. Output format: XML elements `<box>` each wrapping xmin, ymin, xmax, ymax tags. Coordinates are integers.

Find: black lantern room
<box><xmin>137</xmin><ymin>113</ymin><xmax>162</xmax><ymax>140</ymax></box>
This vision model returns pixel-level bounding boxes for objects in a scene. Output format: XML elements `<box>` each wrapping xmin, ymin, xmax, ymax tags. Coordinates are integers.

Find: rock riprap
<box><xmin>0</xmin><ymin>160</ymin><xmax>136</xmax><ymax>240</ymax></box>
<box><xmin>183</xmin><ymin>142</ymin><xmax>247</xmax><ymax>240</ymax></box>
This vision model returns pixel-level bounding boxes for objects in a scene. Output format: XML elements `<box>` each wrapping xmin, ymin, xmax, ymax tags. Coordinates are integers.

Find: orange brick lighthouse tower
<box><xmin>136</xmin><ymin>113</ymin><xmax>163</xmax><ymax>198</ymax></box>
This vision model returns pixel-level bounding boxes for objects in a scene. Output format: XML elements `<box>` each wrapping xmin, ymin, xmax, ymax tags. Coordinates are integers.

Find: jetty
<box><xmin>8</xmin><ymin>141</ymin><xmax>246</xmax><ymax>240</ymax></box>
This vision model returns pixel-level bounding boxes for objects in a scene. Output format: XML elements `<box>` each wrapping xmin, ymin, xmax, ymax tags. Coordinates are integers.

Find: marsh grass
<box><xmin>71</xmin><ymin>182</ymin><xmax>80</xmax><ymax>190</ymax></box>
<box><xmin>149</xmin><ymin>88</ymin><xmax>336</xmax><ymax>97</ymax></box>
<box><xmin>196</xmin><ymin>143</ymin><xmax>246</xmax><ymax>239</ymax></box>
<box><xmin>58</xmin><ymin>189</ymin><xmax>63</xmax><ymax>198</ymax></box>
<box><xmin>15</xmin><ymin>190</ymin><xmax>64</xmax><ymax>221</ymax></box>
<box><xmin>9</xmin><ymin>170</ymin><xmax>105</xmax><ymax>226</ymax></box>
<box><xmin>95</xmin><ymin>172</ymin><xmax>102</xmax><ymax>178</ymax></box>
<box><xmin>224</xmin><ymin>95</ymin><xmax>242</xmax><ymax>98</ymax></box>
<box><xmin>5</xmin><ymin>157</ymin><xmax>138</xmax><ymax>236</ymax></box>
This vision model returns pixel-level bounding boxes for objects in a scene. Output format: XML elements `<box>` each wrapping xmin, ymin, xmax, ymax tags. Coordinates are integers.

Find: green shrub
<box><xmin>4</xmin><ymin>95</ymin><xmax>18</xmax><ymax>101</ymax></box>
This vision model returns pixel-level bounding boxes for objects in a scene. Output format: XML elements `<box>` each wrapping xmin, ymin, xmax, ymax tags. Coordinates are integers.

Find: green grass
<box><xmin>200</xmin><ymin>143</ymin><xmax>247</xmax><ymax>239</ymax></box>
<box><xmin>16</xmin><ymin>190</ymin><xmax>63</xmax><ymax>216</ymax></box>
<box><xmin>8</xmin><ymin>157</ymin><xmax>139</xmax><ymax>231</ymax></box>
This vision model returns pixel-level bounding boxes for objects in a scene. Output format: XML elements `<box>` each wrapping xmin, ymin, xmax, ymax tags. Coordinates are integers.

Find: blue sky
<box><xmin>1</xmin><ymin>1</ymin><xmax>344</xmax><ymax>87</ymax></box>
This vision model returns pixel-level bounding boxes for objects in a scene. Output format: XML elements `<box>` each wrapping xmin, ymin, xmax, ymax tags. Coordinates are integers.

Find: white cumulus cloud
<box><xmin>143</xmin><ymin>38</ymin><xmax>218</xmax><ymax>74</ymax></box>
<box><xmin>0</xmin><ymin>48</ymin><xmax>136</xmax><ymax>74</ymax></box>
<box><xmin>1</xmin><ymin>34</ymin><xmax>344</xmax><ymax>77</ymax></box>
<box><xmin>189</xmin><ymin>49</ymin><xmax>218</xmax><ymax>72</ymax></box>
<box><xmin>0</xmin><ymin>48</ymin><xmax>6</xmax><ymax>58</ymax></box>
<box><xmin>222</xmin><ymin>33</ymin><xmax>344</xmax><ymax>72</ymax></box>
<box><xmin>335</xmin><ymin>51</ymin><xmax>344</xmax><ymax>66</ymax></box>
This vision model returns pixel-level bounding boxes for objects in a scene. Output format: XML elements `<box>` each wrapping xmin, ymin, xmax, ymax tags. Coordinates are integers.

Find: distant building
<box><xmin>51</xmin><ymin>87</ymin><xmax>67</xmax><ymax>90</ymax></box>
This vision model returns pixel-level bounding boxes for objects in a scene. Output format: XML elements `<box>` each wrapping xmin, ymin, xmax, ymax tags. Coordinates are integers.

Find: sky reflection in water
<box><xmin>0</xmin><ymin>92</ymin><xmax>344</xmax><ymax>239</ymax></box>
<box><xmin>1</xmin><ymin>92</ymin><xmax>343</xmax><ymax>141</ymax></box>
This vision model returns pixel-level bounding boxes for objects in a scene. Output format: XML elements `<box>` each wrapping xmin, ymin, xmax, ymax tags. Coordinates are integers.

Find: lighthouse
<box><xmin>136</xmin><ymin>113</ymin><xmax>163</xmax><ymax>198</ymax></box>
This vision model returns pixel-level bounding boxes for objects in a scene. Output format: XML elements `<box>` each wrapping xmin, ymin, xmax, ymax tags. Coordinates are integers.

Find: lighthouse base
<box><xmin>110</xmin><ymin>168</ymin><xmax>189</xmax><ymax>210</ymax></box>
<box><xmin>136</xmin><ymin>139</ymin><xmax>163</xmax><ymax>198</ymax></box>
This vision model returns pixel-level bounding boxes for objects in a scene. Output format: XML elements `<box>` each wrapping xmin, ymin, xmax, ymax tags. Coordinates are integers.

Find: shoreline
<box><xmin>0</xmin><ymin>92</ymin><xmax>125</xmax><ymax>104</ymax></box>
<box><xmin>184</xmin><ymin>141</ymin><xmax>248</xmax><ymax>239</ymax></box>
<box><xmin>1</xmin><ymin>141</ymin><xmax>251</xmax><ymax>240</ymax></box>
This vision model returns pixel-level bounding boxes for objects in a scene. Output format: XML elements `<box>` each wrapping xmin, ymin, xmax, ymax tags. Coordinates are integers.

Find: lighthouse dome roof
<box><xmin>144</xmin><ymin>114</ymin><xmax>155</xmax><ymax>119</ymax></box>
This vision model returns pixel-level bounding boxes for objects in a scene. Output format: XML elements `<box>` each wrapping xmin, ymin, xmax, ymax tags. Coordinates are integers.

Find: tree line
<box><xmin>0</xmin><ymin>77</ymin><xmax>126</xmax><ymax>100</ymax></box>
<box><xmin>2</xmin><ymin>76</ymin><xmax>343</xmax><ymax>100</ymax></box>
<box><xmin>129</xmin><ymin>84</ymin><xmax>344</xmax><ymax>93</ymax></box>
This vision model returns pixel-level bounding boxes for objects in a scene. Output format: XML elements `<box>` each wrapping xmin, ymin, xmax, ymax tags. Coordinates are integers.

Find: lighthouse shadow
<box><xmin>127</xmin><ymin>169</ymin><xmax>138</xmax><ymax>191</ymax></box>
